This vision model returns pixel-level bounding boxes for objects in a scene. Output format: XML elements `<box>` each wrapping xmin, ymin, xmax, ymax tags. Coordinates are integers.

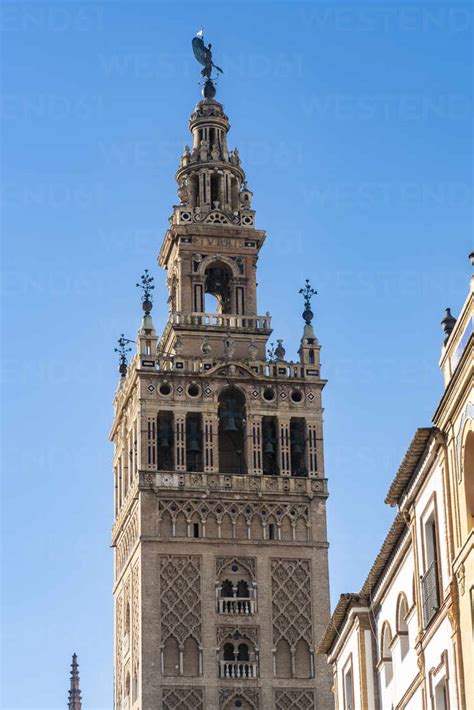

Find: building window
<box><xmin>463</xmin><ymin>430</ymin><xmax>474</xmax><ymax>532</ymax></box>
<box><xmin>379</xmin><ymin>622</ymin><xmax>393</xmax><ymax>686</ymax></box>
<box><xmin>421</xmin><ymin>509</ymin><xmax>441</xmax><ymax>627</ymax></box>
<box><xmin>396</xmin><ymin>593</ymin><xmax>410</xmax><ymax>659</ymax></box>
<box><xmin>343</xmin><ymin>659</ymin><xmax>354</xmax><ymax>710</ymax></box>
<box><xmin>217</xmin><ymin>560</ymin><xmax>256</xmax><ymax>615</ymax></box>
<box><xmin>219</xmin><ymin>636</ymin><xmax>258</xmax><ymax>678</ymax></box>
<box><xmin>434</xmin><ymin>678</ymin><xmax>448</xmax><ymax>710</ymax></box>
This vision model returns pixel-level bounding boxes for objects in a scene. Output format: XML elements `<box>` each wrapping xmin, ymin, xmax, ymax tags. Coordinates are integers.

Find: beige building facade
<box><xmin>110</xmin><ymin>88</ymin><xmax>332</xmax><ymax>709</ymax></box>
<box><xmin>319</xmin><ymin>260</ymin><xmax>473</xmax><ymax>709</ymax></box>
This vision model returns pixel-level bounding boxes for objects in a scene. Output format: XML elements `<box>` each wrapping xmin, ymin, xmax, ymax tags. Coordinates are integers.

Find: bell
<box><xmin>264</xmin><ymin>440</ymin><xmax>275</xmax><ymax>455</ymax></box>
<box><xmin>159</xmin><ymin>435</ymin><xmax>170</xmax><ymax>449</ymax></box>
<box><xmin>187</xmin><ymin>436</ymin><xmax>201</xmax><ymax>453</ymax></box>
<box><xmin>158</xmin><ymin>421</ymin><xmax>171</xmax><ymax>448</ymax></box>
<box><xmin>222</xmin><ymin>412</ymin><xmax>239</xmax><ymax>432</ymax></box>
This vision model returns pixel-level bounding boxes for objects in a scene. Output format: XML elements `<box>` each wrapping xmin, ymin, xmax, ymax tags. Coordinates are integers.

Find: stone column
<box><xmin>279</xmin><ymin>419</ymin><xmax>291</xmax><ymax>476</ymax></box>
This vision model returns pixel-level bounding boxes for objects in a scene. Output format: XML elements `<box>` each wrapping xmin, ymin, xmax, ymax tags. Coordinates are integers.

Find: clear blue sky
<box><xmin>1</xmin><ymin>1</ymin><xmax>472</xmax><ymax>707</ymax></box>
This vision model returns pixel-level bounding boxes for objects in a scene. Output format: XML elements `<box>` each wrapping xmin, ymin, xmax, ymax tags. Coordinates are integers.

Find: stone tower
<box><xmin>111</xmin><ymin>64</ymin><xmax>332</xmax><ymax>710</ymax></box>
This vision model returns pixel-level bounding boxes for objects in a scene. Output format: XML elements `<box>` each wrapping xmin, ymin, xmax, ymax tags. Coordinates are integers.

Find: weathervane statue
<box><xmin>192</xmin><ymin>31</ymin><xmax>223</xmax><ymax>99</ymax></box>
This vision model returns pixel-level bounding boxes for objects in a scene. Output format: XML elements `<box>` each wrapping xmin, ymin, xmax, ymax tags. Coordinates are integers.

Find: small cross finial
<box><xmin>136</xmin><ymin>269</ymin><xmax>155</xmax><ymax>315</ymax></box>
<box><xmin>114</xmin><ymin>334</ymin><xmax>133</xmax><ymax>377</ymax></box>
<box><xmin>299</xmin><ymin>279</ymin><xmax>317</xmax><ymax>324</ymax></box>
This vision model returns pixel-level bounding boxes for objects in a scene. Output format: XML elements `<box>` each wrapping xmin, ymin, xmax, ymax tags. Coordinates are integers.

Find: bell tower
<box><xmin>110</xmin><ymin>37</ymin><xmax>332</xmax><ymax>710</ymax></box>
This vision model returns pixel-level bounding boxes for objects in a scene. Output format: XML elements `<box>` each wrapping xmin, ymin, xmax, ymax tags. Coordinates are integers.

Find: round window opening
<box><xmin>159</xmin><ymin>383</ymin><xmax>171</xmax><ymax>396</ymax></box>
<box><xmin>187</xmin><ymin>383</ymin><xmax>200</xmax><ymax>398</ymax></box>
<box><xmin>231</xmin><ymin>564</ymin><xmax>239</xmax><ymax>572</ymax></box>
<box><xmin>235</xmin><ymin>702</ymin><xmax>242</xmax><ymax>708</ymax></box>
<box><xmin>263</xmin><ymin>387</ymin><xmax>275</xmax><ymax>402</ymax></box>
<box><xmin>291</xmin><ymin>389</ymin><xmax>303</xmax><ymax>403</ymax></box>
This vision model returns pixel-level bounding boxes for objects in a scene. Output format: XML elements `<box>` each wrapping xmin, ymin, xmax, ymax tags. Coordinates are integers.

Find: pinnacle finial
<box><xmin>299</xmin><ymin>279</ymin><xmax>317</xmax><ymax>325</ymax></box>
<box><xmin>67</xmin><ymin>653</ymin><xmax>82</xmax><ymax>710</ymax></box>
<box><xmin>115</xmin><ymin>334</ymin><xmax>133</xmax><ymax>377</ymax></box>
<box><xmin>136</xmin><ymin>269</ymin><xmax>154</xmax><ymax>315</ymax></box>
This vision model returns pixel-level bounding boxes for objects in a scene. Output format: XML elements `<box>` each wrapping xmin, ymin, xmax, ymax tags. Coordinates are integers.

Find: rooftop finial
<box><xmin>67</xmin><ymin>653</ymin><xmax>82</xmax><ymax>710</ymax></box>
<box><xmin>441</xmin><ymin>308</ymin><xmax>456</xmax><ymax>344</ymax></box>
<box><xmin>136</xmin><ymin>269</ymin><xmax>154</xmax><ymax>315</ymax></box>
<box><xmin>299</xmin><ymin>279</ymin><xmax>318</xmax><ymax>324</ymax></box>
<box><xmin>192</xmin><ymin>33</ymin><xmax>223</xmax><ymax>99</ymax></box>
<box><xmin>115</xmin><ymin>334</ymin><xmax>133</xmax><ymax>377</ymax></box>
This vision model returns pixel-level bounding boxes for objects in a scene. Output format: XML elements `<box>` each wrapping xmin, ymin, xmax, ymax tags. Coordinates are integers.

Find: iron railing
<box><xmin>421</xmin><ymin>559</ymin><xmax>440</xmax><ymax>627</ymax></box>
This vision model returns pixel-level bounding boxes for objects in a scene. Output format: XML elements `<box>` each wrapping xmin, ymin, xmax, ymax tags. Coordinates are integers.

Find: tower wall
<box><xmin>111</xmin><ymin>90</ymin><xmax>332</xmax><ymax>710</ymax></box>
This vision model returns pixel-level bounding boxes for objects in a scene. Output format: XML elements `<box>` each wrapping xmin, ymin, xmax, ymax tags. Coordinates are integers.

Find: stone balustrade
<box><xmin>218</xmin><ymin>597</ymin><xmax>256</xmax><ymax>615</ymax></box>
<box><xmin>219</xmin><ymin>661</ymin><xmax>258</xmax><ymax>679</ymax></box>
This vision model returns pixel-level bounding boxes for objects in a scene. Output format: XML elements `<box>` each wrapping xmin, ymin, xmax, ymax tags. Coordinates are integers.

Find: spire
<box><xmin>298</xmin><ymin>279</ymin><xmax>320</xmax><ymax>368</ymax></box>
<box><xmin>67</xmin><ymin>654</ymin><xmax>82</xmax><ymax>710</ymax></box>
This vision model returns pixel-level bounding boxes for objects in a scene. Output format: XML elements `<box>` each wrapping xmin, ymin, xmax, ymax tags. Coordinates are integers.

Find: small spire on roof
<box><xmin>67</xmin><ymin>653</ymin><xmax>82</xmax><ymax>710</ymax></box>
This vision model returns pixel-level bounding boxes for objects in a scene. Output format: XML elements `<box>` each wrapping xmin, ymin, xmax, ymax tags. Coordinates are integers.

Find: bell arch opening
<box><xmin>218</xmin><ymin>388</ymin><xmax>247</xmax><ymax>474</ymax></box>
<box><xmin>205</xmin><ymin>262</ymin><xmax>233</xmax><ymax>314</ymax></box>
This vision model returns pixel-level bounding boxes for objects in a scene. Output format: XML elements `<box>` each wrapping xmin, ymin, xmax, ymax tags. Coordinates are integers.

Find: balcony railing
<box><xmin>421</xmin><ymin>560</ymin><xmax>440</xmax><ymax>627</ymax></box>
<box><xmin>219</xmin><ymin>661</ymin><xmax>258</xmax><ymax>679</ymax></box>
<box><xmin>172</xmin><ymin>311</ymin><xmax>272</xmax><ymax>332</ymax></box>
<box><xmin>218</xmin><ymin>597</ymin><xmax>256</xmax><ymax>615</ymax></box>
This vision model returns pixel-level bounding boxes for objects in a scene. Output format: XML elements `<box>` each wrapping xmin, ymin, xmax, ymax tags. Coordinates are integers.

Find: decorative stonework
<box><xmin>216</xmin><ymin>557</ymin><xmax>256</xmax><ymax>580</ymax></box>
<box><xmin>272</xmin><ymin>559</ymin><xmax>313</xmax><ymax>646</ymax></box>
<box><xmin>219</xmin><ymin>687</ymin><xmax>260</xmax><ymax>709</ymax></box>
<box><xmin>131</xmin><ymin>563</ymin><xmax>140</xmax><ymax>673</ymax></box>
<box><xmin>115</xmin><ymin>596</ymin><xmax>123</xmax><ymax>702</ymax></box>
<box><xmin>162</xmin><ymin>687</ymin><xmax>203</xmax><ymax>709</ymax></box>
<box><xmin>275</xmin><ymin>689</ymin><xmax>314</xmax><ymax>709</ymax></box>
<box><xmin>160</xmin><ymin>555</ymin><xmax>201</xmax><ymax>645</ymax></box>
<box><xmin>159</xmin><ymin>499</ymin><xmax>309</xmax><ymax>540</ymax></box>
<box><xmin>115</xmin><ymin>507</ymin><xmax>139</xmax><ymax>576</ymax></box>
<box><xmin>217</xmin><ymin>625</ymin><xmax>258</xmax><ymax>647</ymax></box>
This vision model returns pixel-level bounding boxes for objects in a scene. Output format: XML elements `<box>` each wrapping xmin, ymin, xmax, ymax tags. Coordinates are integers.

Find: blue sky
<box><xmin>1</xmin><ymin>1</ymin><xmax>472</xmax><ymax>707</ymax></box>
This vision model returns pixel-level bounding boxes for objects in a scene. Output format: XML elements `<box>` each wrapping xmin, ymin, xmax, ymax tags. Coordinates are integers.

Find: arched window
<box><xmin>163</xmin><ymin>636</ymin><xmax>179</xmax><ymax>675</ymax></box>
<box><xmin>132</xmin><ymin>669</ymin><xmax>138</xmax><ymax>702</ymax></box>
<box><xmin>218</xmin><ymin>388</ymin><xmax>247</xmax><ymax>474</ymax></box>
<box><xmin>396</xmin><ymin>594</ymin><xmax>409</xmax><ymax>659</ymax></box>
<box><xmin>237</xmin><ymin>580</ymin><xmax>250</xmax><ymax>598</ymax></box>
<box><xmin>221</xmin><ymin>579</ymin><xmax>234</xmax><ymax>598</ymax></box>
<box><xmin>275</xmin><ymin>638</ymin><xmax>291</xmax><ymax>678</ymax></box>
<box><xmin>237</xmin><ymin>643</ymin><xmax>249</xmax><ymax>662</ymax></box>
<box><xmin>183</xmin><ymin>637</ymin><xmax>200</xmax><ymax>676</ymax></box>
<box><xmin>294</xmin><ymin>638</ymin><xmax>312</xmax><ymax>678</ymax></box>
<box><xmin>223</xmin><ymin>642</ymin><xmax>234</xmax><ymax>661</ymax></box>
<box><xmin>380</xmin><ymin>623</ymin><xmax>393</xmax><ymax>685</ymax></box>
<box><xmin>205</xmin><ymin>262</ymin><xmax>233</xmax><ymax>314</ymax></box>
<box><xmin>219</xmin><ymin>637</ymin><xmax>257</xmax><ymax>678</ymax></box>
<box><xmin>160</xmin><ymin>510</ymin><xmax>172</xmax><ymax>537</ymax></box>
<box><xmin>463</xmin><ymin>430</ymin><xmax>474</xmax><ymax>532</ymax></box>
